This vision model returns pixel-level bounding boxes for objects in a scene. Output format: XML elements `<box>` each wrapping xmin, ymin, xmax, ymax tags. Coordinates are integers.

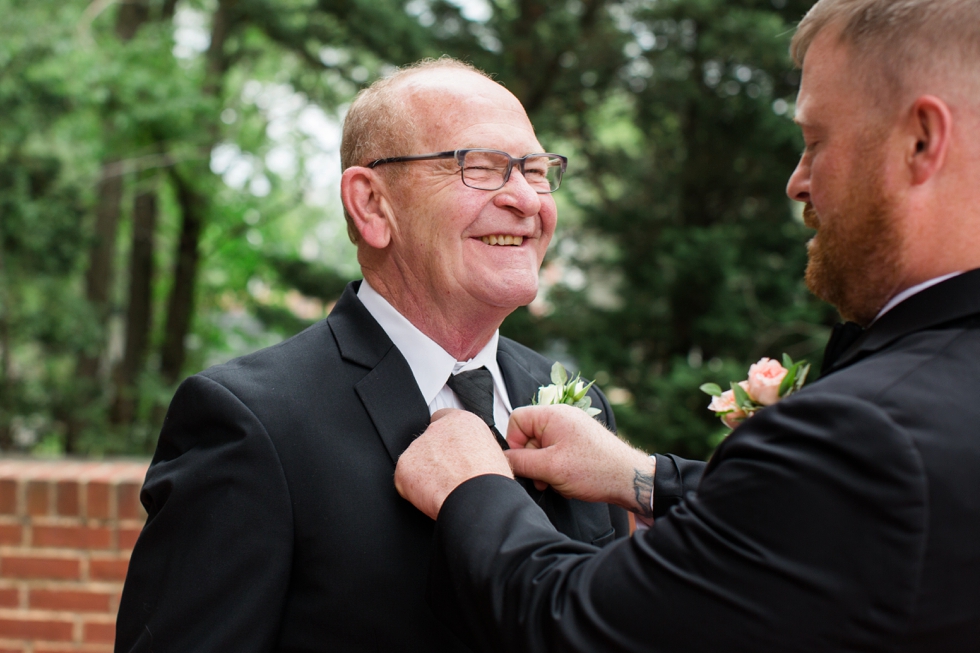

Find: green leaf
<box><xmin>731</xmin><ymin>382</ymin><xmax>753</xmax><ymax>411</ymax></box>
<box><xmin>574</xmin><ymin>397</ymin><xmax>592</xmax><ymax>411</ymax></box>
<box><xmin>550</xmin><ymin>362</ymin><xmax>568</xmax><ymax>386</ymax></box>
<box><xmin>782</xmin><ymin>353</ymin><xmax>794</xmax><ymax>369</ymax></box>
<box><xmin>778</xmin><ymin>363</ymin><xmax>799</xmax><ymax>397</ymax></box>
<box><xmin>572</xmin><ymin>379</ymin><xmax>595</xmax><ymax>402</ymax></box>
<box><xmin>793</xmin><ymin>363</ymin><xmax>811</xmax><ymax>392</ymax></box>
<box><xmin>585</xmin><ymin>407</ymin><xmax>602</xmax><ymax>417</ymax></box>
<box><xmin>700</xmin><ymin>383</ymin><xmax>723</xmax><ymax>397</ymax></box>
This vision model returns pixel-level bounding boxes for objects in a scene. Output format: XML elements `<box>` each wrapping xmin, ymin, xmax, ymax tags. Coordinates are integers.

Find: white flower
<box><xmin>537</xmin><ymin>384</ymin><xmax>561</xmax><ymax>406</ymax></box>
<box><xmin>532</xmin><ymin>363</ymin><xmax>602</xmax><ymax>417</ymax></box>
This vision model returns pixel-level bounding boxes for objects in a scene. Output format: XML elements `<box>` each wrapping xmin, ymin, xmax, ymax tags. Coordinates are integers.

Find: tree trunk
<box><xmin>111</xmin><ymin>185</ymin><xmax>157</xmax><ymax>424</ymax></box>
<box><xmin>115</xmin><ymin>0</ymin><xmax>150</xmax><ymax>41</ymax></box>
<box><xmin>161</xmin><ymin>0</ymin><xmax>179</xmax><ymax>20</ymax></box>
<box><xmin>69</xmin><ymin>166</ymin><xmax>124</xmax><ymax>451</ymax></box>
<box><xmin>159</xmin><ymin>172</ymin><xmax>203</xmax><ymax>385</ymax></box>
<box><xmin>157</xmin><ymin>0</ymin><xmax>235</xmax><ymax>386</ymax></box>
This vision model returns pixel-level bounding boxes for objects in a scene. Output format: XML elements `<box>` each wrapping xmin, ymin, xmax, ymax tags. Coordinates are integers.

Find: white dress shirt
<box><xmin>357</xmin><ymin>280</ymin><xmax>514</xmax><ymax>434</ymax></box>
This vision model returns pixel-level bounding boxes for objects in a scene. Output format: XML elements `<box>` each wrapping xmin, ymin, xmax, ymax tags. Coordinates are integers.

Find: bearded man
<box><xmin>115</xmin><ymin>59</ymin><xmax>627</xmax><ymax>652</ymax></box>
<box><xmin>394</xmin><ymin>1</ymin><xmax>980</xmax><ymax>651</ymax></box>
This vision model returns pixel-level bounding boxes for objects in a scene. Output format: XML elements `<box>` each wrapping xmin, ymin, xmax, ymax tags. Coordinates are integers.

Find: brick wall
<box><xmin>0</xmin><ymin>459</ymin><xmax>149</xmax><ymax>653</ymax></box>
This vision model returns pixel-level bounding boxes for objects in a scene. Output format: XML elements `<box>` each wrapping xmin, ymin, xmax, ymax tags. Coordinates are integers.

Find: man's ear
<box><xmin>341</xmin><ymin>167</ymin><xmax>393</xmax><ymax>249</ymax></box>
<box><xmin>908</xmin><ymin>95</ymin><xmax>952</xmax><ymax>186</ymax></box>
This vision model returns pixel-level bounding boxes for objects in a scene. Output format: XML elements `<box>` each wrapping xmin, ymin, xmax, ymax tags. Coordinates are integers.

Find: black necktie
<box><xmin>445</xmin><ymin>367</ymin><xmax>509</xmax><ymax>451</ymax></box>
<box><xmin>822</xmin><ymin>321</ymin><xmax>865</xmax><ymax>373</ymax></box>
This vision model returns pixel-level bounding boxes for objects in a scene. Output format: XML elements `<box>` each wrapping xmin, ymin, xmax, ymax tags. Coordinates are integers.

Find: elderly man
<box><xmin>115</xmin><ymin>60</ymin><xmax>627</xmax><ymax>652</ymax></box>
<box><xmin>395</xmin><ymin>1</ymin><xmax>980</xmax><ymax>651</ymax></box>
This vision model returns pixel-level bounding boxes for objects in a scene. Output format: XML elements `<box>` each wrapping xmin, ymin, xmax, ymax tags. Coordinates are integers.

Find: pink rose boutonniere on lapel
<box><xmin>701</xmin><ymin>355</ymin><xmax>810</xmax><ymax>430</ymax></box>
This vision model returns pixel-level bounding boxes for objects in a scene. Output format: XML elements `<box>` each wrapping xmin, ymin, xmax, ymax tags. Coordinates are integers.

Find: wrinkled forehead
<box><xmin>393</xmin><ymin>71</ymin><xmax>539</xmax><ymax>152</ymax></box>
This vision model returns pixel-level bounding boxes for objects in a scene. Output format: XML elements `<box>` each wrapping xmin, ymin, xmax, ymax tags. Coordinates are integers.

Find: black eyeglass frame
<box><xmin>366</xmin><ymin>148</ymin><xmax>568</xmax><ymax>193</ymax></box>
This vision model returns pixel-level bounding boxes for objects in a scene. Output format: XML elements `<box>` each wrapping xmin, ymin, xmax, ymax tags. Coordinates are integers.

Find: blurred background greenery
<box><xmin>0</xmin><ymin>0</ymin><xmax>835</xmax><ymax>459</ymax></box>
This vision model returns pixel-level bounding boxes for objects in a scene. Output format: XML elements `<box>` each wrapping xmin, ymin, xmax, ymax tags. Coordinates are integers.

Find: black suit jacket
<box><xmin>427</xmin><ymin>269</ymin><xmax>980</xmax><ymax>652</ymax></box>
<box><xmin>115</xmin><ymin>282</ymin><xmax>628</xmax><ymax>652</ymax></box>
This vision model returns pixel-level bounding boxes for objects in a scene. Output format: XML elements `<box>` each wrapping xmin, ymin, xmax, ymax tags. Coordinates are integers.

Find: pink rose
<box><xmin>708</xmin><ymin>389</ymin><xmax>737</xmax><ymax>413</ymax></box>
<box><xmin>708</xmin><ymin>386</ymin><xmax>748</xmax><ymax>428</ymax></box>
<box><xmin>746</xmin><ymin>358</ymin><xmax>788</xmax><ymax>406</ymax></box>
<box><xmin>721</xmin><ymin>410</ymin><xmax>747</xmax><ymax>430</ymax></box>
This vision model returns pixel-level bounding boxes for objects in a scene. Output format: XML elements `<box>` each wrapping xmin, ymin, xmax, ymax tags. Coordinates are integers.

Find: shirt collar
<box><xmin>357</xmin><ymin>280</ymin><xmax>503</xmax><ymax>406</ymax></box>
<box><xmin>874</xmin><ymin>271</ymin><xmax>963</xmax><ymax>323</ymax></box>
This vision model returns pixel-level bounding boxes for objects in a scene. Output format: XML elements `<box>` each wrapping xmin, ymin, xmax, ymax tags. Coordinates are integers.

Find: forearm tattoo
<box><xmin>632</xmin><ymin>467</ymin><xmax>654</xmax><ymax>518</ymax></box>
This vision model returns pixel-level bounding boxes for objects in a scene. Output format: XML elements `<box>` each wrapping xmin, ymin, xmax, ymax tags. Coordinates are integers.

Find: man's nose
<box><xmin>786</xmin><ymin>157</ymin><xmax>810</xmax><ymax>203</ymax></box>
<box><xmin>495</xmin><ymin>168</ymin><xmax>543</xmax><ymax>217</ymax></box>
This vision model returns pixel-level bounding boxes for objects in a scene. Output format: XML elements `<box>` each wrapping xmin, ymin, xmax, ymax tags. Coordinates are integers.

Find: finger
<box><xmin>506</xmin><ymin>406</ymin><xmax>549</xmax><ymax>448</ymax></box>
<box><xmin>533</xmin><ymin>479</ymin><xmax>548</xmax><ymax>491</ymax></box>
<box><xmin>503</xmin><ymin>446</ymin><xmax>555</xmax><ymax>486</ymax></box>
<box><xmin>431</xmin><ymin>408</ymin><xmax>459</xmax><ymax>423</ymax></box>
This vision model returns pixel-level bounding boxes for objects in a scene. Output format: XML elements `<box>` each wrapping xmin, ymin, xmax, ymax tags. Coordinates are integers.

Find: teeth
<box><xmin>480</xmin><ymin>235</ymin><xmax>524</xmax><ymax>246</ymax></box>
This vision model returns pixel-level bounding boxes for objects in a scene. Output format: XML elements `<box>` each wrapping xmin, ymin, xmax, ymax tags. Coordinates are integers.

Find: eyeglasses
<box><xmin>366</xmin><ymin>149</ymin><xmax>568</xmax><ymax>193</ymax></box>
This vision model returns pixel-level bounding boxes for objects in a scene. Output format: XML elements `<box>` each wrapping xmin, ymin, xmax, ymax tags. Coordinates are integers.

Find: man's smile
<box><xmin>480</xmin><ymin>234</ymin><xmax>525</xmax><ymax>246</ymax></box>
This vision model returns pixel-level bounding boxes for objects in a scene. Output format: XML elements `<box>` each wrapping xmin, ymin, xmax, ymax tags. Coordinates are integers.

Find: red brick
<box><xmin>117</xmin><ymin>482</ymin><xmax>142</xmax><ymax>520</ymax></box>
<box><xmin>89</xmin><ymin>556</ymin><xmax>129</xmax><ymax>581</ymax></box>
<box><xmin>35</xmin><ymin>646</ymin><xmax>113</xmax><ymax>653</ymax></box>
<box><xmin>0</xmin><ymin>586</ymin><xmax>19</xmax><ymax>607</ymax></box>
<box><xmin>33</xmin><ymin>524</ymin><xmax>112</xmax><ymax>550</ymax></box>
<box><xmin>30</xmin><ymin>588</ymin><xmax>112</xmax><ymax>612</ymax></box>
<box><xmin>0</xmin><ymin>647</ymin><xmax>23</xmax><ymax>653</ymax></box>
<box><xmin>0</xmin><ymin>617</ymin><xmax>73</xmax><ymax>640</ymax></box>
<box><xmin>26</xmin><ymin>481</ymin><xmax>49</xmax><ymax>516</ymax></box>
<box><xmin>1</xmin><ymin>555</ymin><xmax>80</xmax><ymax>580</ymax></box>
<box><xmin>86</xmin><ymin>482</ymin><xmax>111</xmax><ymax>520</ymax></box>
<box><xmin>55</xmin><ymin>480</ymin><xmax>79</xmax><ymax>517</ymax></box>
<box><xmin>119</xmin><ymin>526</ymin><xmax>142</xmax><ymax>551</ymax></box>
<box><xmin>0</xmin><ymin>480</ymin><xmax>17</xmax><ymax>515</ymax></box>
<box><xmin>0</xmin><ymin>523</ymin><xmax>22</xmax><ymax>545</ymax></box>
<box><xmin>83</xmin><ymin>620</ymin><xmax>115</xmax><ymax>643</ymax></box>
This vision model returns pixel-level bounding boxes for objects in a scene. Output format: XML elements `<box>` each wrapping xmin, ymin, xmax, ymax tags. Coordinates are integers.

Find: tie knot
<box><xmin>445</xmin><ymin>367</ymin><xmax>496</xmax><ymax>429</ymax></box>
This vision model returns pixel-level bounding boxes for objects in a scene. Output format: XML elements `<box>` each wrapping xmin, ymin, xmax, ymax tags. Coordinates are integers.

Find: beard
<box><xmin>803</xmin><ymin>158</ymin><xmax>904</xmax><ymax>327</ymax></box>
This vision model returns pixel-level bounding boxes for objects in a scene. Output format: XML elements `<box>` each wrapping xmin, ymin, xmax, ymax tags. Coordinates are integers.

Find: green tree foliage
<box><xmin>0</xmin><ymin>0</ymin><xmax>832</xmax><ymax>459</ymax></box>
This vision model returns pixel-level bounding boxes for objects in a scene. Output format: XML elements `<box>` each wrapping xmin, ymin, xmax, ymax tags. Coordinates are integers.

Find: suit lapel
<box><xmin>828</xmin><ymin>268</ymin><xmax>980</xmax><ymax>374</ymax></box>
<box><xmin>497</xmin><ymin>342</ymin><xmax>542</xmax><ymax>410</ymax></box>
<box><xmin>328</xmin><ymin>282</ymin><xmax>431</xmax><ymax>464</ymax></box>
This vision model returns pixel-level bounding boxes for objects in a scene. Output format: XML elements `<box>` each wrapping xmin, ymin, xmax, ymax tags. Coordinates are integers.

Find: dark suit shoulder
<box><xmin>198</xmin><ymin>319</ymin><xmax>340</xmax><ymax>393</ymax></box>
<box><xmin>815</xmin><ymin>318</ymin><xmax>980</xmax><ymax>404</ymax></box>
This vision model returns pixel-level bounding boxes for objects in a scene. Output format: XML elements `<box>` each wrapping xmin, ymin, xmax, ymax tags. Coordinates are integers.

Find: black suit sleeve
<box><xmin>115</xmin><ymin>375</ymin><xmax>293</xmax><ymax>652</ymax></box>
<box><xmin>426</xmin><ymin>393</ymin><xmax>928</xmax><ymax>653</ymax></box>
<box><xmin>651</xmin><ymin>453</ymin><xmax>706</xmax><ymax>519</ymax></box>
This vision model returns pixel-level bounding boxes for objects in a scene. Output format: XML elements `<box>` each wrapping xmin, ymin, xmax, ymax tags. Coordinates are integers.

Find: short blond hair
<box><xmin>339</xmin><ymin>57</ymin><xmax>491</xmax><ymax>243</ymax></box>
<box><xmin>791</xmin><ymin>0</ymin><xmax>980</xmax><ymax>104</ymax></box>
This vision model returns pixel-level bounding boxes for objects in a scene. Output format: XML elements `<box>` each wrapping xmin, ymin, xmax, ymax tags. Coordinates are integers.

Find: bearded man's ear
<box><xmin>341</xmin><ymin>167</ymin><xmax>393</xmax><ymax>249</ymax></box>
<box><xmin>908</xmin><ymin>95</ymin><xmax>952</xmax><ymax>186</ymax></box>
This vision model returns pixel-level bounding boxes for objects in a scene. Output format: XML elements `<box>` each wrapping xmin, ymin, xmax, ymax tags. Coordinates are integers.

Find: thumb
<box><xmin>506</xmin><ymin>406</ymin><xmax>547</xmax><ymax>449</ymax></box>
<box><xmin>430</xmin><ymin>408</ymin><xmax>458</xmax><ymax>423</ymax></box>
<box><xmin>503</xmin><ymin>446</ymin><xmax>554</xmax><ymax>485</ymax></box>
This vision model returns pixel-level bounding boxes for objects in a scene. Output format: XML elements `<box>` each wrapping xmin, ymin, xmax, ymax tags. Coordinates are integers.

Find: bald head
<box><xmin>340</xmin><ymin>59</ymin><xmax>523</xmax><ymax>242</ymax></box>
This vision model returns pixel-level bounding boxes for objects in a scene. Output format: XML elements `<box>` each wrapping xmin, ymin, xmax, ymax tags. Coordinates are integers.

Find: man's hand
<box><xmin>505</xmin><ymin>405</ymin><xmax>656</xmax><ymax>517</ymax></box>
<box><xmin>395</xmin><ymin>409</ymin><xmax>514</xmax><ymax>520</ymax></box>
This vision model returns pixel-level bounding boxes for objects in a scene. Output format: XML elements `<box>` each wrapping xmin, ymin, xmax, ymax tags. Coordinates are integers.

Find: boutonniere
<box><xmin>532</xmin><ymin>363</ymin><xmax>602</xmax><ymax>417</ymax></box>
<box><xmin>700</xmin><ymin>355</ymin><xmax>810</xmax><ymax>429</ymax></box>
